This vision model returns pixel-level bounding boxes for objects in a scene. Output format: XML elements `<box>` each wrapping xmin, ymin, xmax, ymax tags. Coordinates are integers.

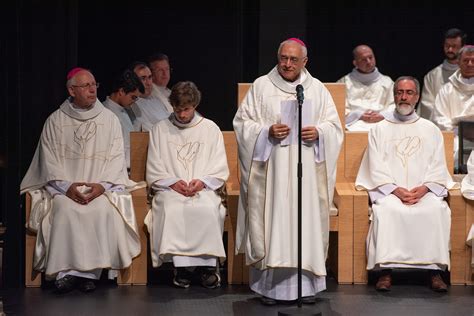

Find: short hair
<box><xmin>458</xmin><ymin>45</ymin><xmax>474</xmax><ymax>60</ymax></box>
<box><xmin>111</xmin><ymin>69</ymin><xmax>145</xmax><ymax>94</ymax></box>
<box><xmin>277</xmin><ymin>39</ymin><xmax>307</xmax><ymax>58</ymax></box>
<box><xmin>444</xmin><ymin>28</ymin><xmax>467</xmax><ymax>46</ymax></box>
<box><xmin>147</xmin><ymin>53</ymin><xmax>170</xmax><ymax>65</ymax></box>
<box><xmin>393</xmin><ymin>76</ymin><xmax>420</xmax><ymax>95</ymax></box>
<box><xmin>169</xmin><ymin>81</ymin><xmax>201</xmax><ymax>108</ymax></box>
<box><xmin>128</xmin><ymin>61</ymin><xmax>149</xmax><ymax>73</ymax></box>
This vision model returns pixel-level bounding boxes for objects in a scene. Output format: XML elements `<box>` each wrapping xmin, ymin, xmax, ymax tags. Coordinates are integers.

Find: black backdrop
<box><xmin>1</xmin><ymin>0</ymin><xmax>473</xmax><ymax>288</ymax></box>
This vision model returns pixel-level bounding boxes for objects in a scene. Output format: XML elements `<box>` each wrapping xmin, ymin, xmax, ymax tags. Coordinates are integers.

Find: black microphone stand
<box><xmin>280</xmin><ymin>85</ymin><xmax>326</xmax><ymax>315</ymax></box>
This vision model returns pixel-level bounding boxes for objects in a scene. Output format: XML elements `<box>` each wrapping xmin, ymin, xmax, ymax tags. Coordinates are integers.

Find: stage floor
<box><xmin>2</xmin><ymin>273</ymin><xmax>474</xmax><ymax>315</ymax></box>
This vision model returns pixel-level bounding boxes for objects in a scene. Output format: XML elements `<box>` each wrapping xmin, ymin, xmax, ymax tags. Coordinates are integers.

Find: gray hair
<box><xmin>458</xmin><ymin>45</ymin><xmax>474</xmax><ymax>60</ymax></box>
<box><xmin>393</xmin><ymin>76</ymin><xmax>420</xmax><ymax>95</ymax></box>
<box><xmin>277</xmin><ymin>39</ymin><xmax>307</xmax><ymax>58</ymax></box>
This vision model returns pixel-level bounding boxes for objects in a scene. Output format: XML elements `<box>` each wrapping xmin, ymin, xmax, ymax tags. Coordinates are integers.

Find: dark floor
<box><xmin>2</xmin><ymin>271</ymin><xmax>474</xmax><ymax>316</ymax></box>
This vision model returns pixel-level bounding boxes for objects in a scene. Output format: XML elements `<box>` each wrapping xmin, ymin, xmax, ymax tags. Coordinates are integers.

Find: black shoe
<box><xmin>200</xmin><ymin>267</ymin><xmax>221</xmax><ymax>289</ymax></box>
<box><xmin>78</xmin><ymin>279</ymin><xmax>96</xmax><ymax>293</ymax></box>
<box><xmin>54</xmin><ymin>275</ymin><xmax>78</xmax><ymax>294</ymax></box>
<box><xmin>301</xmin><ymin>296</ymin><xmax>316</xmax><ymax>304</ymax></box>
<box><xmin>173</xmin><ymin>268</ymin><xmax>191</xmax><ymax>289</ymax></box>
<box><xmin>260</xmin><ymin>296</ymin><xmax>277</xmax><ymax>306</ymax></box>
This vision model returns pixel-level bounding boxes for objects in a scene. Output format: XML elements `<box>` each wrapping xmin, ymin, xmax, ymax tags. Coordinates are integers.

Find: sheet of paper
<box><xmin>280</xmin><ymin>99</ymin><xmax>311</xmax><ymax>146</ymax></box>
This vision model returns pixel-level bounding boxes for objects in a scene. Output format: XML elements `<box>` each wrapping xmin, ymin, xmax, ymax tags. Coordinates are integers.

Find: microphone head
<box><xmin>296</xmin><ymin>84</ymin><xmax>304</xmax><ymax>103</ymax></box>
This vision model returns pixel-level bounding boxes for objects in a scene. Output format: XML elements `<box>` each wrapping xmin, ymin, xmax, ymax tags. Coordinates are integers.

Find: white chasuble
<box><xmin>20</xmin><ymin>99</ymin><xmax>141</xmax><ymax>278</ymax></box>
<box><xmin>460</xmin><ymin>150</ymin><xmax>474</xmax><ymax>267</ymax></box>
<box><xmin>356</xmin><ymin>117</ymin><xmax>457</xmax><ymax>270</ymax></box>
<box><xmin>337</xmin><ymin>71</ymin><xmax>394</xmax><ymax>131</ymax></box>
<box><xmin>233</xmin><ymin>67</ymin><xmax>343</xmax><ymax>299</ymax></box>
<box><xmin>145</xmin><ymin>116</ymin><xmax>229</xmax><ymax>267</ymax></box>
<box><xmin>419</xmin><ymin>62</ymin><xmax>458</xmax><ymax>119</ymax></box>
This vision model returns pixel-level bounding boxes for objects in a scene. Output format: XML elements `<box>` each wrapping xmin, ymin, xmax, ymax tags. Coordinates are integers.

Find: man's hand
<box><xmin>66</xmin><ymin>182</ymin><xmax>88</xmax><ymax>205</ymax></box>
<box><xmin>188</xmin><ymin>179</ymin><xmax>205</xmax><ymax>196</ymax></box>
<box><xmin>407</xmin><ymin>185</ymin><xmax>429</xmax><ymax>204</ymax></box>
<box><xmin>361</xmin><ymin>111</ymin><xmax>384</xmax><ymax>123</ymax></box>
<box><xmin>393</xmin><ymin>185</ymin><xmax>428</xmax><ymax>205</ymax></box>
<box><xmin>269</xmin><ymin>124</ymin><xmax>290</xmax><ymax>140</ymax></box>
<box><xmin>83</xmin><ymin>183</ymin><xmax>105</xmax><ymax>204</ymax></box>
<box><xmin>170</xmin><ymin>180</ymin><xmax>190</xmax><ymax>196</ymax></box>
<box><xmin>301</xmin><ymin>126</ymin><xmax>319</xmax><ymax>142</ymax></box>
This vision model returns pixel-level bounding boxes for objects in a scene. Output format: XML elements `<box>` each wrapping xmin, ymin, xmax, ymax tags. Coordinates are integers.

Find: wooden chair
<box><xmin>24</xmin><ymin>188</ymin><xmax>145</xmax><ymax>287</ymax></box>
<box><xmin>237</xmin><ymin>83</ymin><xmax>360</xmax><ymax>284</ymax></box>
<box><xmin>449</xmin><ymin>176</ymin><xmax>474</xmax><ymax>285</ymax></box>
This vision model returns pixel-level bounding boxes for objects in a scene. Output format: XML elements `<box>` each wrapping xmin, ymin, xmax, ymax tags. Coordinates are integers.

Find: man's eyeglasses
<box><xmin>72</xmin><ymin>82</ymin><xmax>100</xmax><ymax>89</ymax></box>
<box><xmin>279</xmin><ymin>55</ymin><xmax>302</xmax><ymax>64</ymax></box>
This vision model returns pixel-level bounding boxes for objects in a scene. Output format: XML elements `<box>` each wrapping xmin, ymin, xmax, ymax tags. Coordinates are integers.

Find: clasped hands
<box><xmin>170</xmin><ymin>179</ymin><xmax>204</xmax><ymax>197</ymax></box>
<box><xmin>66</xmin><ymin>182</ymin><xmax>105</xmax><ymax>205</ymax></box>
<box><xmin>393</xmin><ymin>185</ymin><xmax>428</xmax><ymax>205</ymax></box>
<box><xmin>269</xmin><ymin>124</ymin><xmax>318</xmax><ymax>142</ymax></box>
<box><xmin>361</xmin><ymin>111</ymin><xmax>384</xmax><ymax>123</ymax></box>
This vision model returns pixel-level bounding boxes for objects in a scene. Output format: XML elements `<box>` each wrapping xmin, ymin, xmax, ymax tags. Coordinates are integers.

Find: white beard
<box><xmin>396</xmin><ymin>104</ymin><xmax>415</xmax><ymax>116</ymax></box>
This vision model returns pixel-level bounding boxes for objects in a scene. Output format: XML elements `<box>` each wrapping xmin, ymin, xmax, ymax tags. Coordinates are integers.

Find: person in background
<box><xmin>337</xmin><ymin>44</ymin><xmax>394</xmax><ymax>131</ymax></box>
<box><xmin>419</xmin><ymin>28</ymin><xmax>467</xmax><ymax>119</ymax></box>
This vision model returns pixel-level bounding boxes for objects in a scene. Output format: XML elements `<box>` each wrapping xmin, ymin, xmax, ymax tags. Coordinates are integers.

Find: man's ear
<box><xmin>67</xmin><ymin>86</ymin><xmax>75</xmax><ymax>98</ymax></box>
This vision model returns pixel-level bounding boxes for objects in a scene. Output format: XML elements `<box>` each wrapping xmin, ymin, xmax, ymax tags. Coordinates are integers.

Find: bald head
<box><xmin>352</xmin><ymin>45</ymin><xmax>376</xmax><ymax>74</ymax></box>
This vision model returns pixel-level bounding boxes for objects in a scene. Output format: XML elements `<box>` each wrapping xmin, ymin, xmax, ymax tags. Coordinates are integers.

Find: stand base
<box><xmin>278</xmin><ymin>300</ymin><xmax>333</xmax><ymax>316</ymax></box>
<box><xmin>278</xmin><ymin>306</ymin><xmax>322</xmax><ymax>316</ymax></box>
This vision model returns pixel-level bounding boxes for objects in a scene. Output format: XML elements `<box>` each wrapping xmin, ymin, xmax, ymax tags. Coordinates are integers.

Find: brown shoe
<box><xmin>375</xmin><ymin>272</ymin><xmax>392</xmax><ymax>291</ymax></box>
<box><xmin>430</xmin><ymin>273</ymin><xmax>448</xmax><ymax>292</ymax></box>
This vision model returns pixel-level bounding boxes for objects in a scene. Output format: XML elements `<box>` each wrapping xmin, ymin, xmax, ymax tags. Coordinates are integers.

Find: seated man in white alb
<box><xmin>103</xmin><ymin>69</ymin><xmax>144</xmax><ymax>169</ymax></box>
<box><xmin>356</xmin><ymin>76</ymin><xmax>457</xmax><ymax>292</ymax></box>
<box><xmin>432</xmin><ymin>45</ymin><xmax>474</xmax><ymax>168</ymax></box>
<box><xmin>145</xmin><ymin>81</ymin><xmax>229</xmax><ymax>289</ymax></box>
<box><xmin>337</xmin><ymin>44</ymin><xmax>394</xmax><ymax>131</ymax></box>
<box><xmin>130</xmin><ymin>61</ymin><xmax>170</xmax><ymax>131</ymax></box>
<box><xmin>20</xmin><ymin>68</ymin><xmax>141</xmax><ymax>294</ymax></box>
<box><xmin>460</xmin><ymin>150</ymin><xmax>474</xmax><ymax>268</ymax></box>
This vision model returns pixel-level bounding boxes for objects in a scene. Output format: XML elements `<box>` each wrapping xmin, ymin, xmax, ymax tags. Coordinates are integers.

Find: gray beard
<box><xmin>396</xmin><ymin>104</ymin><xmax>415</xmax><ymax>116</ymax></box>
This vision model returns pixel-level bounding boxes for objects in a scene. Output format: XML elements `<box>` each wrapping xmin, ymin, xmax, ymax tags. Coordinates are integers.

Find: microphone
<box><xmin>296</xmin><ymin>84</ymin><xmax>304</xmax><ymax>104</ymax></box>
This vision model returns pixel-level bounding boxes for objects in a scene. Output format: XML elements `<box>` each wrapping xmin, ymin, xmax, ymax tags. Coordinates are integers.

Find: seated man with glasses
<box><xmin>129</xmin><ymin>61</ymin><xmax>170</xmax><ymax>131</ymax></box>
<box><xmin>103</xmin><ymin>69</ymin><xmax>145</xmax><ymax>169</ymax></box>
<box><xmin>356</xmin><ymin>76</ymin><xmax>456</xmax><ymax>292</ymax></box>
<box><xmin>21</xmin><ymin>67</ymin><xmax>141</xmax><ymax>294</ymax></box>
<box><xmin>337</xmin><ymin>44</ymin><xmax>395</xmax><ymax>131</ymax></box>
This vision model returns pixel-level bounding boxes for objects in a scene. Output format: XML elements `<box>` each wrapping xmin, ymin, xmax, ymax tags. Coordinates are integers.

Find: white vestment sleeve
<box><xmin>313</xmin><ymin>128</ymin><xmax>324</xmax><ymax>163</ymax></box>
<box><xmin>345</xmin><ymin>110</ymin><xmax>364</xmax><ymax>126</ymax></box>
<box><xmin>252</xmin><ymin>126</ymin><xmax>273</xmax><ymax>162</ymax></box>
<box><xmin>46</xmin><ymin>180</ymin><xmax>72</xmax><ymax>195</ymax></box>
<box><xmin>153</xmin><ymin>177</ymin><xmax>181</xmax><ymax>191</ymax></box>
<box><xmin>200</xmin><ymin>176</ymin><xmax>224</xmax><ymax>190</ymax></box>
<box><xmin>368</xmin><ymin>183</ymin><xmax>397</xmax><ymax>203</ymax></box>
<box><xmin>425</xmin><ymin>182</ymin><xmax>448</xmax><ymax>197</ymax></box>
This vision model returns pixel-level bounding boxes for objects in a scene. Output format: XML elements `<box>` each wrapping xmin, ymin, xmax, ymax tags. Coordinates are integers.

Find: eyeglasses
<box><xmin>72</xmin><ymin>82</ymin><xmax>100</xmax><ymax>89</ymax></box>
<box><xmin>395</xmin><ymin>90</ymin><xmax>417</xmax><ymax>96</ymax></box>
<box><xmin>279</xmin><ymin>55</ymin><xmax>303</xmax><ymax>64</ymax></box>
